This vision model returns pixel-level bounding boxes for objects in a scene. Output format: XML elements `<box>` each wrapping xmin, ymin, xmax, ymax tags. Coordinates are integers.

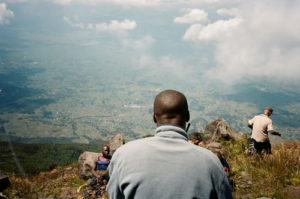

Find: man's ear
<box><xmin>152</xmin><ymin>112</ymin><xmax>157</xmax><ymax>123</ymax></box>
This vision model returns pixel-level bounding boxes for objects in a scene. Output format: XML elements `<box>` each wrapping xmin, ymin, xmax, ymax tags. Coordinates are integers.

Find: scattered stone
<box><xmin>39</xmin><ymin>195</ymin><xmax>58</xmax><ymax>199</ymax></box>
<box><xmin>78</xmin><ymin>152</ymin><xmax>100</xmax><ymax>179</ymax></box>
<box><xmin>65</xmin><ymin>167</ymin><xmax>72</xmax><ymax>171</ymax></box>
<box><xmin>50</xmin><ymin>169</ymin><xmax>58</xmax><ymax>175</ymax></box>
<box><xmin>60</xmin><ymin>187</ymin><xmax>77</xmax><ymax>198</ymax></box>
<box><xmin>256</xmin><ymin>197</ymin><xmax>271</xmax><ymax>199</ymax></box>
<box><xmin>108</xmin><ymin>133</ymin><xmax>125</xmax><ymax>156</ymax></box>
<box><xmin>86</xmin><ymin>178</ymin><xmax>93</xmax><ymax>185</ymax></box>
<box><xmin>240</xmin><ymin>171</ymin><xmax>252</xmax><ymax>181</ymax></box>
<box><xmin>86</xmin><ymin>172</ymin><xmax>108</xmax><ymax>199</ymax></box>
<box><xmin>206</xmin><ymin>142</ymin><xmax>221</xmax><ymax>150</ymax></box>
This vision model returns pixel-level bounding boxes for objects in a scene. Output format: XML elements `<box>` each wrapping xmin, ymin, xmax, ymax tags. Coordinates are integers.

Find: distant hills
<box><xmin>0</xmin><ymin>139</ymin><xmax>105</xmax><ymax>175</ymax></box>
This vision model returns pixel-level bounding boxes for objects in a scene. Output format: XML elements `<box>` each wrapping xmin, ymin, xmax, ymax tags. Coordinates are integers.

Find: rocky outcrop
<box><xmin>108</xmin><ymin>133</ymin><xmax>125</xmax><ymax>156</ymax></box>
<box><xmin>78</xmin><ymin>133</ymin><xmax>124</xmax><ymax>180</ymax></box>
<box><xmin>206</xmin><ymin>142</ymin><xmax>222</xmax><ymax>151</ymax></box>
<box><xmin>203</xmin><ymin>119</ymin><xmax>241</xmax><ymax>143</ymax></box>
<box><xmin>78</xmin><ymin>152</ymin><xmax>99</xmax><ymax>180</ymax></box>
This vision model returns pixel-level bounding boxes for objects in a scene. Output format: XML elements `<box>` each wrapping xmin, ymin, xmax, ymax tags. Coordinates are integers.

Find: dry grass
<box><xmin>3</xmin><ymin>138</ymin><xmax>300</xmax><ymax>199</ymax></box>
<box><xmin>222</xmin><ymin>137</ymin><xmax>300</xmax><ymax>199</ymax></box>
<box><xmin>3</xmin><ymin>162</ymin><xmax>87</xmax><ymax>199</ymax></box>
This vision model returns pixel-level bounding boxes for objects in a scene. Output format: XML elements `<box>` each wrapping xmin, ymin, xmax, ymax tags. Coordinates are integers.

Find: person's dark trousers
<box><xmin>248</xmin><ymin>138</ymin><xmax>271</xmax><ymax>154</ymax></box>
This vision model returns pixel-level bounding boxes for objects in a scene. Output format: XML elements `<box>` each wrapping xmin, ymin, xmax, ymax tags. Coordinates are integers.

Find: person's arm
<box><xmin>268</xmin><ymin>130</ymin><xmax>282</xmax><ymax>136</ymax></box>
<box><xmin>221</xmin><ymin>158</ymin><xmax>230</xmax><ymax>172</ymax></box>
<box><xmin>267</xmin><ymin>121</ymin><xmax>281</xmax><ymax>136</ymax></box>
<box><xmin>248</xmin><ymin>117</ymin><xmax>255</xmax><ymax>129</ymax></box>
<box><xmin>104</xmin><ymin>164</ymin><xmax>110</xmax><ymax>181</ymax></box>
<box><xmin>91</xmin><ymin>157</ymin><xmax>100</xmax><ymax>179</ymax></box>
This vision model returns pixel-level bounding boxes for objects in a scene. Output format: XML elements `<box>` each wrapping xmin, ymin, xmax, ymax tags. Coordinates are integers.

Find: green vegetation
<box><xmin>0</xmin><ymin>140</ymin><xmax>105</xmax><ymax>175</ymax></box>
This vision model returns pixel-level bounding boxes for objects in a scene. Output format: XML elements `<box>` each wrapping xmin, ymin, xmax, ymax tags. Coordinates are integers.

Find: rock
<box><xmin>39</xmin><ymin>196</ymin><xmax>59</xmax><ymax>199</ymax></box>
<box><xmin>65</xmin><ymin>167</ymin><xmax>72</xmax><ymax>171</ymax></box>
<box><xmin>256</xmin><ymin>197</ymin><xmax>271</xmax><ymax>199</ymax></box>
<box><xmin>59</xmin><ymin>187</ymin><xmax>76</xmax><ymax>199</ymax></box>
<box><xmin>206</xmin><ymin>142</ymin><xmax>221</xmax><ymax>150</ymax></box>
<box><xmin>108</xmin><ymin>133</ymin><xmax>125</xmax><ymax>156</ymax></box>
<box><xmin>78</xmin><ymin>152</ymin><xmax>100</xmax><ymax>179</ymax></box>
<box><xmin>240</xmin><ymin>171</ymin><xmax>252</xmax><ymax>181</ymax></box>
<box><xmin>0</xmin><ymin>171</ymin><xmax>10</xmax><ymax>192</ymax></box>
<box><xmin>86</xmin><ymin>175</ymin><xmax>108</xmax><ymax>199</ymax></box>
<box><xmin>78</xmin><ymin>133</ymin><xmax>124</xmax><ymax>179</ymax></box>
<box><xmin>203</xmin><ymin>119</ymin><xmax>241</xmax><ymax>143</ymax></box>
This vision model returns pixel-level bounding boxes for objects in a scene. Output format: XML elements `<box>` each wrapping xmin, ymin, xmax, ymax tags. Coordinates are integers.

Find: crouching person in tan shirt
<box><xmin>248</xmin><ymin>106</ymin><xmax>281</xmax><ymax>154</ymax></box>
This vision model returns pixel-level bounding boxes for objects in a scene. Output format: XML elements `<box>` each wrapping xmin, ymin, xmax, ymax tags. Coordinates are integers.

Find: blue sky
<box><xmin>1</xmin><ymin>0</ymin><xmax>300</xmax><ymax>87</ymax></box>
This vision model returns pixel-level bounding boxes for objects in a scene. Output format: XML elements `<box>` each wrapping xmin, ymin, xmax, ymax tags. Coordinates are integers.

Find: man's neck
<box><xmin>157</xmin><ymin>123</ymin><xmax>186</xmax><ymax>131</ymax></box>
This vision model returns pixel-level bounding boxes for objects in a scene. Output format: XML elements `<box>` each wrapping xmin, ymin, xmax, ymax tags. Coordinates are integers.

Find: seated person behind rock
<box><xmin>91</xmin><ymin>145</ymin><xmax>111</xmax><ymax>183</ymax></box>
<box><xmin>188</xmin><ymin>132</ymin><xmax>202</xmax><ymax>145</ymax></box>
<box><xmin>214</xmin><ymin>151</ymin><xmax>230</xmax><ymax>176</ymax></box>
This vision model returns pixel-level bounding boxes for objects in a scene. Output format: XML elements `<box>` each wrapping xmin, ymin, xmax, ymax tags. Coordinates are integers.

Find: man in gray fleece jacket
<box><xmin>107</xmin><ymin>89</ymin><xmax>233</xmax><ymax>199</ymax></box>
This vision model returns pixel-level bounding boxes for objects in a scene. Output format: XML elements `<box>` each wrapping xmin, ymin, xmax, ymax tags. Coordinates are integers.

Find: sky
<box><xmin>1</xmin><ymin>0</ymin><xmax>300</xmax><ymax>87</ymax></box>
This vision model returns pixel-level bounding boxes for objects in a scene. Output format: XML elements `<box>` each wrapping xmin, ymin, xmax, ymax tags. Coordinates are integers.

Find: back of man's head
<box><xmin>264</xmin><ymin>106</ymin><xmax>273</xmax><ymax>116</ymax></box>
<box><xmin>153</xmin><ymin>89</ymin><xmax>189</xmax><ymax>129</ymax></box>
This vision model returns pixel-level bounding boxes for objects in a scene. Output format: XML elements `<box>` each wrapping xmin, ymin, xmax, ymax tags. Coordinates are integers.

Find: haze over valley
<box><xmin>0</xmin><ymin>0</ymin><xmax>300</xmax><ymax>143</ymax></box>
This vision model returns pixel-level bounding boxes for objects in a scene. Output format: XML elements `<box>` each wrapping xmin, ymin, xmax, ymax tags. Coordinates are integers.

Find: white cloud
<box><xmin>217</xmin><ymin>8</ymin><xmax>240</xmax><ymax>16</ymax></box>
<box><xmin>2</xmin><ymin>0</ymin><xmax>28</xmax><ymax>3</ymax></box>
<box><xmin>136</xmin><ymin>55</ymin><xmax>195</xmax><ymax>80</ymax></box>
<box><xmin>182</xmin><ymin>24</ymin><xmax>202</xmax><ymax>41</ymax></box>
<box><xmin>54</xmin><ymin>0</ymin><xmax>72</xmax><ymax>5</ymax></box>
<box><xmin>52</xmin><ymin>0</ymin><xmax>231</xmax><ymax>7</ymax></box>
<box><xmin>183</xmin><ymin>0</ymin><xmax>300</xmax><ymax>84</ymax></box>
<box><xmin>4</xmin><ymin>0</ymin><xmax>237</xmax><ymax>6</ymax></box>
<box><xmin>122</xmin><ymin>35</ymin><xmax>155</xmax><ymax>50</ymax></box>
<box><xmin>183</xmin><ymin>17</ymin><xmax>242</xmax><ymax>41</ymax></box>
<box><xmin>53</xmin><ymin>0</ymin><xmax>161</xmax><ymax>6</ymax></box>
<box><xmin>92</xmin><ymin>19</ymin><xmax>137</xmax><ymax>32</ymax></box>
<box><xmin>0</xmin><ymin>3</ymin><xmax>14</xmax><ymax>25</ymax></box>
<box><xmin>63</xmin><ymin>16</ymin><xmax>84</xmax><ymax>29</ymax></box>
<box><xmin>63</xmin><ymin>17</ymin><xmax>137</xmax><ymax>32</ymax></box>
<box><xmin>174</xmin><ymin>9</ymin><xmax>207</xmax><ymax>24</ymax></box>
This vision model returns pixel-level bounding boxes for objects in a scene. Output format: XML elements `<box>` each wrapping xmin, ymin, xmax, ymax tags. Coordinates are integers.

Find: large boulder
<box><xmin>108</xmin><ymin>133</ymin><xmax>125</xmax><ymax>156</ymax></box>
<box><xmin>78</xmin><ymin>152</ymin><xmax>99</xmax><ymax>179</ymax></box>
<box><xmin>203</xmin><ymin>119</ymin><xmax>241</xmax><ymax>143</ymax></box>
<box><xmin>206</xmin><ymin>142</ymin><xmax>222</xmax><ymax>150</ymax></box>
<box><xmin>78</xmin><ymin>134</ymin><xmax>124</xmax><ymax>180</ymax></box>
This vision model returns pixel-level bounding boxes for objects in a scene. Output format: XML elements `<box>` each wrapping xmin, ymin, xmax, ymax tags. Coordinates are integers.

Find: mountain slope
<box><xmin>2</xmin><ymin>138</ymin><xmax>299</xmax><ymax>199</ymax></box>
